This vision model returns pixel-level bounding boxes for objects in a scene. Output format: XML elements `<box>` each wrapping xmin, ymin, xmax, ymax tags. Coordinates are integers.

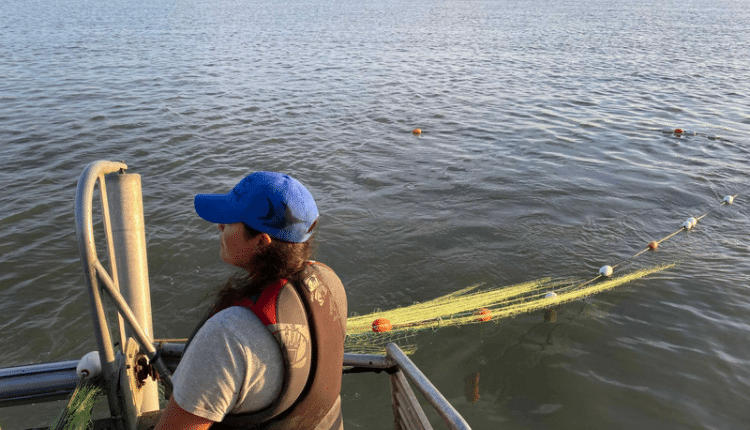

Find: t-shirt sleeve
<box><xmin>171</xmin><ymin>307</ymin><xmax>284</xmax><ymax>422</ymax></box>
<box><xmin>171</xmin><ymin>313</ymin><xmax>248</xmax><ymax>422</ymax></box>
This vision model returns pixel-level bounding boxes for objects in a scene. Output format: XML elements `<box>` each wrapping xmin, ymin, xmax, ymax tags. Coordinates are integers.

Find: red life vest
<box><xmin>211</xmin><ymin>262</ymin><xmax>347</xmax><ymax>430</ymax></box>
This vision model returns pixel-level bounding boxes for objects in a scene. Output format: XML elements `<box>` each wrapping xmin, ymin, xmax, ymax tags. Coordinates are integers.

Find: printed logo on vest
<box><xmin>303</xmin><ymin>274</ymin><xmax>326</xmax><ymax>306</ymax></box>
<box><xmin>270</xmin><ymin>323</ymin><xmax>310</xmax><ymax>368</ymax></box>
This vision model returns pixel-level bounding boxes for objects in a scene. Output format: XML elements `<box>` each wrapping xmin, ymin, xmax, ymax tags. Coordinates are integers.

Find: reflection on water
<box><xmin>464</xmin><ymin>371</ymin><xmax>481</xmax><ymax>404</ymax></box>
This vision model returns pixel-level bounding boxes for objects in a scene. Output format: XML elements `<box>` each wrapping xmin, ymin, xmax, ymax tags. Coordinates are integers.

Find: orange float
<box><xmin>412</xmin><ymin>128</ymin><xmax>422</xmax><ymax>135</ymax></box>
<box><xmin>475</xmin><ymin>308</ymin><xmax>492</xmax><ymax>322</ymax></box>
<box><xmin>372</xmin><ymin>318</ymin><xmax>392</xmax><ymax>332</ymax></box>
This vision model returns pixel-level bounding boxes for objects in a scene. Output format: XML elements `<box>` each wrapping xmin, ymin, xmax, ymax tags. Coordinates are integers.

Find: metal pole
<box><xmin>105</xmin><ymin>173</ymin><xmax>159</xmax><ymax>414</ymax></box>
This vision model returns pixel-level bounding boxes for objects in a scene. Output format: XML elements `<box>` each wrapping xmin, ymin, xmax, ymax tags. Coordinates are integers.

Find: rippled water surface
<box><xmin>2</xmin><ymin>0</ymin><xmax>749</xmax><ymax>428</ymax></box>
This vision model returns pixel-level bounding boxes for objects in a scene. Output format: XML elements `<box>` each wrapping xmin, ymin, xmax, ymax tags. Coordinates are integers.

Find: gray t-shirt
<box><xmin>172</xmin><ymin>306</ymin><xmax>285</xmax><ymax>422</ymax></box>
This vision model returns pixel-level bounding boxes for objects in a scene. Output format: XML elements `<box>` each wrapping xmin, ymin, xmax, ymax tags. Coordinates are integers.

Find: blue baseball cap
<box><xmin>194</xmin><ymin>172</ymin><xmax>318</xmax><ymax>243</ymax></box>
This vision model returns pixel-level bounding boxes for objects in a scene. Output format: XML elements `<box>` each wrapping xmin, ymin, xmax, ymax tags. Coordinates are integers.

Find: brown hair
<box><xmin>207</xmin><ymin>222</ymin><xmax>316</xmax><ymax>315</ymax></box>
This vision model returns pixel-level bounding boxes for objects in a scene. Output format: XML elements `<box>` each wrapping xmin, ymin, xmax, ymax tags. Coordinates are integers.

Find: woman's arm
<box><xmin>154</xmin><ymin>396</ymin><xmax>215</xmax><ymax>430</ymax></box>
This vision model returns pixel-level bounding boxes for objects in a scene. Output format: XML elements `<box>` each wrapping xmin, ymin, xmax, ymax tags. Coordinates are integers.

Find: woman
<box><xmin>155</xmin><ymin>172</ymin><xmax>347</xmax><ymax>430</ymax></box>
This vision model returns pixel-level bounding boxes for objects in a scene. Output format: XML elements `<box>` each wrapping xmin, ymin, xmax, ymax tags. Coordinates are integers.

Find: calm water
<box><xmin>2</xmin><ymin>0</ymin><xmax>750</xmax><ymax>428</ymax></box>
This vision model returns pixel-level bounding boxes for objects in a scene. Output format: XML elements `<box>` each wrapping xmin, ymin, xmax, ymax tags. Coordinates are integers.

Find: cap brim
<box><xmin>194</xmin><ymin>193</ymin><xmax>243</xmax><ymax>224</ymax></box>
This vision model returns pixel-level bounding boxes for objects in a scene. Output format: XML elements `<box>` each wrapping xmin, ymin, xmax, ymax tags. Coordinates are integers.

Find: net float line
<box><xmin>621</xmin><ymin>194</ymin><xmax>736</xmax><ymax>265</ymax></box>
<box><xmin>578</xmin><ymin>194</ymin><xmax>739</xmax><ymax>290</ymax></box>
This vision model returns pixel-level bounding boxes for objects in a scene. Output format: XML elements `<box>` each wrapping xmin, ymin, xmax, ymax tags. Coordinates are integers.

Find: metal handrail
<box><xmin>74</xmin><ymin>161</ymin><xmax>173</xmax><ymax>429</ymax></box>
<box><xmin>386</xmin><ymin>344</ymin><xmax>471</xmax><ymax>430</ymax></box>
<box><xmin>75</xmin><ymin>160</ymin><xmax>129</xmax><ymax>428</ymax></box>
<box><xmin>0</xmin><ymin>360</ymin><xmax>79</xmax><ymax>407</ymax></box>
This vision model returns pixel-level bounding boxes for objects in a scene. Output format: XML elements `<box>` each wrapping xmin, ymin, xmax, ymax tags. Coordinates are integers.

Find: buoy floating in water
<box><xmin>661</xmin><ymin>127</ymin><xmax>694</xmax><ymax>135</ymax></box>
<box><xmin>475</xmin><ymin>308</ymin><xmax>492</xmax><ymax>322</ymax></box>
<box><xmin>682</xmin><ymin>217</ymin><xmax>697</xmax><ymax>230</ymax></box>
<box><xmin>670</xmin><ymin>128</ymin><xmax>697</xmax><ymax>135</ymax></box>
<box><xmin>412</xmin><ymin>128</ymin><xmax>422</xmax><ymax>135</ymax></box>
<box><xmin>599</xmin><ymin>265</ymin><xmax>613</xmax><ymax>277</ymax></box>
<box><xmin>648</xmin><ymin>241</ymin><xmax>659</xmax><ymax>250</ymax></box>
<box><xmin>723</xmin><ymin>195</ymin><xmax>734</xmax><ymax>205</ymax></box>
<box><xmin>372</xmin><ymin>318</ymin><xmax>392</xmax><ymax>333</ymax></box>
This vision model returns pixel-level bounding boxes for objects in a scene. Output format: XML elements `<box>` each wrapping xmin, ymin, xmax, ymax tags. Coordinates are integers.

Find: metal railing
<box><xmin>344</xmin><ymin>344</ymin><xmax>472</xmax><ymax>430</ymax></box>
<box><xmin>74</xmin><ymin>161</ymin><xmax>171</xmax><ymax>430</ymax></box>
<box><xmin>0</xmin><ymin>360</ymin><xmax>79</xmax><ymax>407</ymax></box>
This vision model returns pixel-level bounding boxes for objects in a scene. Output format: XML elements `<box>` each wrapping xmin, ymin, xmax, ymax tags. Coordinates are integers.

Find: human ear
<box><xmin>258</xmin><ymin>233</ymin><xmax>273</xmax><ymax>247</ymax></box>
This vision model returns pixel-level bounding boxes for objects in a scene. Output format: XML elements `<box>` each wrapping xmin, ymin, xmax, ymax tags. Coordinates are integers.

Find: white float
<box><xmin>76</xmin><ymin>351</ymin><xmax>102</xmax><ymax>379</ymax></box>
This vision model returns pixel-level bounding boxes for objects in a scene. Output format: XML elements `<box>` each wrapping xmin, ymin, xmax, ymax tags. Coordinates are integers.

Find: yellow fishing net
<box><xmin>50</xmin><ymin>378</ymin><xmax>104</xmax><ymax>430</ymax></box>
<box><xmin>344</xmin><ymin>263</ymin><xmax>675</xmax><ymax>354</ymax></box>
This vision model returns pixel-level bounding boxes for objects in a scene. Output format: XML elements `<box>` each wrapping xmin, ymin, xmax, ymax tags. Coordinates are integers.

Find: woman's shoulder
<box><xmin>307</xmin><ymin>261</ymin><xmax>347</xmax><ymax>329</ymax></box>
<box><xmin>205</xmin><ymin>306</ymin><xmax>269</xmax><ymax>336</ymax></box>
<box><xmin>199</xmin><ymin>306</ymin><xmax>282</xmax><ymax>360</ymax></box>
